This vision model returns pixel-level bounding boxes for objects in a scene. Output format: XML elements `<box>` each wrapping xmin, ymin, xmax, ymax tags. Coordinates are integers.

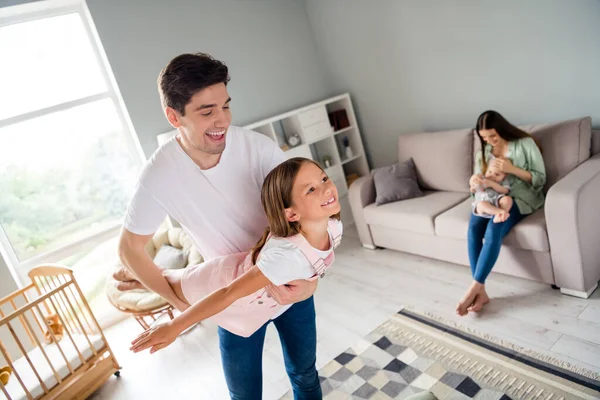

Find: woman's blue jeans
<box><xmin>468</xmin><ymin>201</ymin><xmax>524</xmax><ymax>283</ymax></box>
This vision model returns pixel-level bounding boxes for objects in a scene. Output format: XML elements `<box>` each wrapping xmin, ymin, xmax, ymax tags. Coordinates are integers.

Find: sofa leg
<box><xmin>551</xmin><ymin>284</ymin><xmax>559</xmax><ymax>290</ymax></box>
<box><xmin>559</xmin><ymin>283</ymin><xmax>598</xmax><ymax>299</ymax></box>
<box><xmin>362</xmin><ymin>244</ymin><xmax>377</xmax><ymax>250</ymax></box>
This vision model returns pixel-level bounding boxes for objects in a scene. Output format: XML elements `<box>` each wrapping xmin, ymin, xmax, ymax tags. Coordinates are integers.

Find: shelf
<box><xmin>333</xmin><ymin>126</ymin><xmax>354</xmax><ymax>136</ymax></box>
<box><xmin>341</xmin><ymin>154</ymin><xmax>362</xmax><ymax>165</ymax></box>
<box><xmin>304</xmin><ymin>134</ymin><xmax>334</xmax><ymax>147</ymax></box>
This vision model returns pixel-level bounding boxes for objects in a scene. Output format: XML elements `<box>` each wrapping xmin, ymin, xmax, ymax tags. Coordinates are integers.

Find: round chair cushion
<box><xmin>106</xmin><ymin>278</ymin><xmax>168</xmax><ymax>312</ymax></box>
<box><xmin>107</xmin><ymin>226</ymin><xmax>203</xmax><ymax>313</ymax></box>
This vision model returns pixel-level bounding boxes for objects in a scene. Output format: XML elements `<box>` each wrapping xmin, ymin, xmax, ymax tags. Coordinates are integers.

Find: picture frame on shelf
<box><xmin>328</xmin><ymin>109</ymin><xmax>350</xmax><ymax>131</ymax></box>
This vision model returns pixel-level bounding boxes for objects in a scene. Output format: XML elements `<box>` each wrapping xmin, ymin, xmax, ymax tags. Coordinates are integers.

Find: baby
<box><xmin>471</xmin><ymin>164</ymin><xmax>512</xmax><ymax>223</ymax></box>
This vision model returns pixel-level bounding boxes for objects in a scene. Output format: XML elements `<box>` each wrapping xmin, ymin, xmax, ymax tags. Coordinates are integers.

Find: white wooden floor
<box><xmin>89</xmin><ymin>226</ymin><xmax>600</xmax><ymax>400</ymax></box>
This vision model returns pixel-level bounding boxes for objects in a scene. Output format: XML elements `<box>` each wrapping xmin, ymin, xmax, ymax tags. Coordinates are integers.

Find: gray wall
<box><xmin>0</xmin><ymin>256</ymin><xmax>17</xmax><ymax>297</ymax></box>
<box><xmin>305</xmin><ymin>0</ymin><xmax>600</xmax><ymax>168</ymax></box>
<box><xmin>86</xmin><ymin>0</ymin><xmax>334</xmax><ymax>158</ymax></box>
<box><xmin>0</xmin><ymin>0</ymin><xmax>39</xmax><ymax>7</ymax></box>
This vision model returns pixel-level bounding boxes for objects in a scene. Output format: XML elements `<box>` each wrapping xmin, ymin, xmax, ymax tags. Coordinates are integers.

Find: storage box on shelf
<box><xmin>245</xmin><ymin>93</ymin><xmax>369</xmax><ymax>226</ymax></box>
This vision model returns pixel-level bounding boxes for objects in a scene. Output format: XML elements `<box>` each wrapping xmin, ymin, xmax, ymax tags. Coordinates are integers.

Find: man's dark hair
<box><xmin>158</xmin><ymin>53</ymin><xmax>230</xmax><ymax>115</ymax></box>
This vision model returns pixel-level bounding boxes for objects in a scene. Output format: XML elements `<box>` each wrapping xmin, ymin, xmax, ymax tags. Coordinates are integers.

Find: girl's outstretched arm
<box><xmin>130</xmin><ymin>265</ymin><xmax>270</xmax><ymax>354</ymax></box>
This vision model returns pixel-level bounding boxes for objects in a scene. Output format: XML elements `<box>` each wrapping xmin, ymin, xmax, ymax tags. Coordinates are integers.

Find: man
<box><xmin>118</xmin><ymin>53</ymin><xmax>321</xmax><ymax>399</ymax></box>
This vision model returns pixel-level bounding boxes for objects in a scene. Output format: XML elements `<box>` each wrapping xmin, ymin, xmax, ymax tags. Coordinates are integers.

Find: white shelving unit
<box><xmin>245</xmin><ymin>93</ymin><xmax>369</xmax><ymax>226</ymax></box>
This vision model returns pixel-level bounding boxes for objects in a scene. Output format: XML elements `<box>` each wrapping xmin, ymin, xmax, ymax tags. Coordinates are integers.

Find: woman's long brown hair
<box><xmin>475</xmin><ymin>110</ymin><xmax>541</xmax><ymax>174</ymax></box>
<box><xmin>251</xmin><ymin>157</ymin><xmax>341</xmax><ymax>264</ymax></box>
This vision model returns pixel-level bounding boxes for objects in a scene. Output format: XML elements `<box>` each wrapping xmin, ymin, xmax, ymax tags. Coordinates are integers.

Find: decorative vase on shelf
<box><xmin>345</xmin><ymin>146</ymin><xmax>354</xmax><ymax>159</ymax></box>
<box><xmin>342</xmin><ymin>136</ymin><xmax>353</xmax><ymax>159</ymax></box>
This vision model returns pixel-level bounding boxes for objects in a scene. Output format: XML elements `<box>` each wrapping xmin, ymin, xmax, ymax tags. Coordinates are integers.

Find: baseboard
<box><xmin>560</xmin><ymin>282</ymin><xmax>598</xmax><ymax>299</ymax></box>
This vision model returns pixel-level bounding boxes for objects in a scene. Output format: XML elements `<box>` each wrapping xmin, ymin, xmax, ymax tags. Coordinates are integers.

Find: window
<box><xmin>0</xmin><ymin>1</ymin><xmax>144</xmax><ymax>326</ymax></box>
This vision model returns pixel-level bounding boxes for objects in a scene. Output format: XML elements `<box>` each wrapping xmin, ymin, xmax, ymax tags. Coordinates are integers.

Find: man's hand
<box><xmin>266</xmin><ymin>279</ymin><xmax>318</xmax><ymax>305</ymax></box>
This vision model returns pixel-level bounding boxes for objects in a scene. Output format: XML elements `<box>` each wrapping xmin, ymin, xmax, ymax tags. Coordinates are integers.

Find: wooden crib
<box><xmin>0</xmin><ymin>265</ymin><xmax>120</xmax><ymax>400</ymax></box>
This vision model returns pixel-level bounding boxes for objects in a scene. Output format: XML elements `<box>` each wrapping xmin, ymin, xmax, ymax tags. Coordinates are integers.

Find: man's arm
<box><xmin>118</xmin><ymin>228</ymin><xmax>189</xmax><ymax>311</ymax></box>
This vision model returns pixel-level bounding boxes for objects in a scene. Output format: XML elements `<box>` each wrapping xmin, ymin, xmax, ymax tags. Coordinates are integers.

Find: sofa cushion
<box><xmin>434</xmin><ymin>199</ymin><xmax>549</xmax><ymax>252</ymax></box>
<box><xmin>364</xmin><ymin>191</ymin><xmax>468</xmax><ymax>235</ymax></box>
<box><xmin>525</xmin><ymin>117</ymin><xmax>591</xmax><ymax>189</ymax></box>
<box><xmin>592</xmin><ymin>129</ymin><xmax>600</xmax><ymax>156</ymax></box>
<box><xmin>473</xmin><ymin>117</ymin><xmax>592</xmax><ymax>190</ymax></box>
<box><xmin>372</xmin><ymin>158</ymin><xmax>423</xmax><ymax>206</ymax></box>
<box><xmin>153</xmin><ymin>245</ymin><xmax>189</xmax><ymax>270</ymax></box>
<box><xmin>398</xmin><ymin>129</ymin><xmax>472</xmax><ymax>192</ymax></box>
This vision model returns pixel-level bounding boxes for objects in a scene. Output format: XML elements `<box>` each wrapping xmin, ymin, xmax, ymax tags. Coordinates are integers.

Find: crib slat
<box><xmin>6</xmin><ymin>320</ymin><xmax>49</xmax><ymax>394</ymax></box>
<box><xmin>0</xmin><ymin>379</ymin><xmax>11</xmax><ymax>400</ymax></box>
<box><xmin>22</xmin><ymin>292</ymin><xmax>46</xmax><ymax>343</ymax></box>
<box><xmin>9</xmin><ymin>299</ymin><xmax>36</xmax><ymax>347</ymax></box>
<box><xmin>0</xmin><ymin>341</ymin><xmax>33</xmax><ymax>400</ymax></box>
<box><xmin>59</xmin><ymin>282</ymin><xmax>97</xmax><ymax>357</ymax></box>
<box><xmin>71</xmin><ymin>277</ymin><xmax>120</xmax><ymax>369</ymax></box>
<box><xmin>33</xmin><ymin>304</ymin><xmax>74</xmax><ymax>375</ymax></box>
<box><xmin>44</xmin><ymin>277</ymin><xmax>79</xmax><ymax>335</ymax></box>
<box><xmin>0</xmin><ymin>284</ymin><xmax>34</xmax><ymax>306</ymax></box>
<box><xmin>0</xmin><ymin>281</ymin><xmax>70</xmax><ymax>327</ymax></box>
<box><xmin>31</xmin><ymin>277</ymin><xmax>87</xmax><ymax>366</ymax></box>
<box><xmin>56</xmin><ymin>276</ymin><xmax>92</xmax><ymax>336</ymax></box>
<box><xmin>23</xmin><ymin>308</ymin><xmax>63</xmax><ymax>385</ymax></box>
<box><xmin>62</xmin><ymin>276</ymin><xmax>94</xmax><ymax>335</ymax></box>
<box><xmin>43</xmin><ymin>293</ymin><xmax>87</xmax><ymax>366</ymax></box>
<box><xmin>32</xmin><ymin>281</ymin><xmax>52</xmax><ymax>316</ymax></box>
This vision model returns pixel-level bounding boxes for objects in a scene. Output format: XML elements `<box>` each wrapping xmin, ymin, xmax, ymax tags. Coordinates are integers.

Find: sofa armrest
<box><xmin>348</xmin><ymin>175</ymin><xmax>376</xmax><ymax>248</ymax></box>
<box><xmin>545</xmin><ymin>153</ymin><xmax>600</xmax><ymax>297</ymax></box>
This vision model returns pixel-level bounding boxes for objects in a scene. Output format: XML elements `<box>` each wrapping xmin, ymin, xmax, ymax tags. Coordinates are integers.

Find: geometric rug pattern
<box><xmin>316</xmin><ymin>334</ymin><xmax>509</xmax><ymax>399</ymax></box>
<box><xmin>283</xmin><ymin>309</ymin><xmax>600</xmax><ymax>400</ymax></box>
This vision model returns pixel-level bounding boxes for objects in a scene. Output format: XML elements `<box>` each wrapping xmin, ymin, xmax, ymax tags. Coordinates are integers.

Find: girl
<box><xmin>459</xmin><ymin>110</ymin><xmax>546</xmax><ymax>316</ymax></box>
<box><xmin>130</xmin><ymin>157</ymin><xmax>342</xmax><ymax>352</ymax></box>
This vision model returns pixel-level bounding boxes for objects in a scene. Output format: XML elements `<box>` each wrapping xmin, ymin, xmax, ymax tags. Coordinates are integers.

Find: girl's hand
<box><xmin>130</xmin><ymin>321</ymin><xmax>180</xmax><ymax>354</ymax></box>
<box><xmin>482</xmin><ymin>179</ymin><xmax>493</xmax><ymax>188</ymax></box>
<box><xmin>490</xmin><ymin>158</ymin><xmax>514</xmax><ymax>174</ymax></box>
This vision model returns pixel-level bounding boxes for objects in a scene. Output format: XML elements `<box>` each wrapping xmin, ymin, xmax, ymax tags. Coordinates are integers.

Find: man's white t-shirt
<box><xmin>123</xmin><ymin>125</ymin><xmax>286</xmax><ymax>260</ymax></box>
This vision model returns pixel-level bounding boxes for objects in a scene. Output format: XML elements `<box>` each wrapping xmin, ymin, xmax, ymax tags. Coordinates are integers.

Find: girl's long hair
<box><xmin>251</xmin><ymin>157</ymin><xmax>341</xmax><ymax>264</ymax></box>
<box><xmin>475</xmin><ymin>110</ymin><xmax>541</xmax><ymax>174</ymax></box>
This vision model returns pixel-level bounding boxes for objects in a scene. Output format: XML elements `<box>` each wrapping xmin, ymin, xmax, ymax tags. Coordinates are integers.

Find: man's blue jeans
<box><xmin>218</xmin><ymin>296</ymin><xmax>322</xmax><ymax>400</ymax></box>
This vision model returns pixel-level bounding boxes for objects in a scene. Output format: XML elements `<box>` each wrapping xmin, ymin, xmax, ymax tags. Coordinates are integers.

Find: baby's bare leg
<box><xmin>475</xmin><ymin>201</ymin><xmax>502</xmax><ymax>216</ymax></box>
<box><xmin>476</xmin><ymin>201</ymin><xmax>509</xmax><ymax>223</ymax></box>
<box><xmin>498</xmin><ymin>196</ymin><xmax>513</xmax><ymax>212</ymax></box>
<box><xmin>162</xmin><ymin>270</ymin><xmax>190</xmax><ymax>306</ymax></box>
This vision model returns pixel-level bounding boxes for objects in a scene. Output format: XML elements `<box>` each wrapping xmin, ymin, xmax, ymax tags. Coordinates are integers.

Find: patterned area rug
<box><xmin>284</xmin><ymin>309</ymin><xmax>600</xmax><ymax>400</ymax></box>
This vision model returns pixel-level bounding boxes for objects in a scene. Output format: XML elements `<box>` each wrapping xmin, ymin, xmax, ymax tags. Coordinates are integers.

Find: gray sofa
<box><xmin>349</xmin><ymin>117</ymin><xmax>600</xmax><ymax>298</ymax></box>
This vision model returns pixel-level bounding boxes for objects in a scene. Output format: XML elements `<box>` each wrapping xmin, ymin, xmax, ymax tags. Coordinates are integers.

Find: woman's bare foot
<box><xmin>162</xmin><ymin>269</ymin><xmax>189</xmax><ymax>306</ymax></box>
<box><xmin>467</xmin><ymin>288</ymin><xmax>490</xmax><ymax>312</ymax></box>
<box><xmin>456</xmin><ymin>282</ymin><xmax>484</xmax><ymax>316</ymax></box>
<box><xmin>493</xmin><ymin>210</ymin><xmax>510</xmax><ymax>223</ymax></box>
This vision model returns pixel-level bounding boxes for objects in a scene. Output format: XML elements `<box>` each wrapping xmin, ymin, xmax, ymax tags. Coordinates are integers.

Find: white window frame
<box><xmin>0</xmin><ymin>0</ymin><xmax>146</xmax><ymax>280</ymax></box>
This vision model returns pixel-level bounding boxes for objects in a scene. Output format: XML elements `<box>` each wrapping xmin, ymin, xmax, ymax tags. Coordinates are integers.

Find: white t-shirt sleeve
<box><xmin>123</xmin><ymin>184</ymin><xmax>168</xmax><ymax>235</ymax></box>
<box><xmin>256</xmin><ymin>241</ymin><xmax>310</xmax><ymax>286</ymax></box>
<box><xmin>265</xmin><ymin>142</ymin><xmax>286</xmax><ymax>177</ymax></box>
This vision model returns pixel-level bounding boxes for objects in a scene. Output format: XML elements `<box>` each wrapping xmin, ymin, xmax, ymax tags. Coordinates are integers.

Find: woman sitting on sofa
<box><xmin>457</xmin><ymin>110</ymin><xmax>546</xmax><ymax>316</ymax></box>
